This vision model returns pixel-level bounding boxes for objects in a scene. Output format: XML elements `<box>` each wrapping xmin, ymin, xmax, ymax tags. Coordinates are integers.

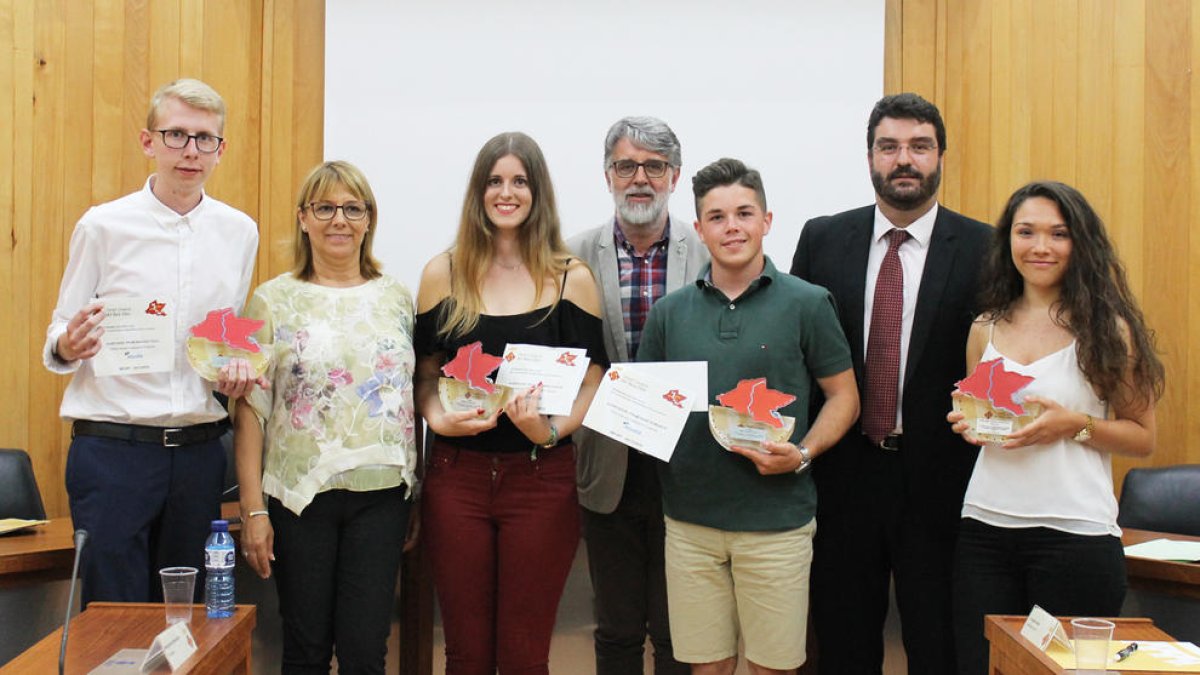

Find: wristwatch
<box><xmin>1073</xmin><ymin>414</ymin><xmax>1095</xmax><ymax>443</ymax></box>
<box><xmin>793</xmin><ymin>445</ymin><xmax>812</xmax><ymax>474</ymax></box>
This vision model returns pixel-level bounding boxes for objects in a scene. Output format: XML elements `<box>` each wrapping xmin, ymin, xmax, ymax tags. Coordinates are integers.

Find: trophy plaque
<box><xmin>952</xmin><ymin>357</ymin><xmax>1043</xmax><ymax>443</ymax></box>
<box><xmin>185</xmin><ymin>307</ymin><xmax>269</xmax><ymax>381</ymax></box>
<box><xmin>708</xmin><ymin>377</ymin><xmax>796</xmax><ymax>452</ymax></box>
<box><xmin>438</xmin><ymin>341</ymin><xmax>512</xmax><ymax>417</ymax></box>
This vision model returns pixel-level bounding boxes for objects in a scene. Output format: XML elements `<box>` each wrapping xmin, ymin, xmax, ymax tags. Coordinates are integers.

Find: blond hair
<box><xmin>292</xmin><ymin>160</ymin><xmax>383</xmax><ymax>281</ymax></box>
<box><xmin>146</xmin><ymin>78</ymin><xmax>226</xmax><ymax>133</ymax></box>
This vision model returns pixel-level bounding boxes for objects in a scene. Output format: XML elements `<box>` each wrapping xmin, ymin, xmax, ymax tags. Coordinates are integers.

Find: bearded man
<box><xmin>568</xmin><ymin>116</ymin><xmax>707</xmax><ymax>675</ymax></box>
<box><xmin>789</xmin><ymin>93</ymin><xmax>992</xmax><ymax>675</ymax></box>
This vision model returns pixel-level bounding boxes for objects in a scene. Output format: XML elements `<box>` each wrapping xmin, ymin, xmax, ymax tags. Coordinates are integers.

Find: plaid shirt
<box><xmin>613</xmin><ymin>219</ymin><xmax>670</xmax><ymax>359</ymax></box>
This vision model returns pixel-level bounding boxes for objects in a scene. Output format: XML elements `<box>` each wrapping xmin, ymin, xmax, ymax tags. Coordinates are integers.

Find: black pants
<box><xmin>270</xmin><ymin>486</ymin><xmax>411</xmax><ymax>675</ymax></box>
<box><xmin>952</xmin><ymin>517</ymin><xmax>1127</xmax><ymax>675</ymax></box>
<box><xmin>66</xmin><ymin>433</ymin><xmax>225</xmax><ymax>607</ymax></box>
<box><xmin>810</xmin><ymin>439</ymin><xmax>958</xmax><ymax>675</ymax></box>
<box><xmin>581</xmin><ymin>450</ymin><xmax>688</xmax><ymax>675</ymax></box>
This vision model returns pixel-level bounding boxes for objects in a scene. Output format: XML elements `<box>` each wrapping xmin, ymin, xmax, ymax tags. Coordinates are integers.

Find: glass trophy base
<box><xmin>708</xmin><ymin>405</ymin><xmax>795</xmax><ymax>452</ymax></box>
<box><xmin>185</xmin><ymin>337</ymin><xmax>270</xmax><ymax>382</ymax></box>
<box><xmin>952</xmin><ymin>395</ymin><xmax>1043</xmax><ymax>444</ymax></box>
<box><xmin>438</xmin><ymin>377</ymin><xmax>513</xmax><ymax>417</ymax></box>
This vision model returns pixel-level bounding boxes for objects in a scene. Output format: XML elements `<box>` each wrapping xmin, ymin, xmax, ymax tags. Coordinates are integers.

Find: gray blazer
<box><xmin>567</xmin><ymin>215</ymin><xmax>709</xmax><ymax>513</ymax></box>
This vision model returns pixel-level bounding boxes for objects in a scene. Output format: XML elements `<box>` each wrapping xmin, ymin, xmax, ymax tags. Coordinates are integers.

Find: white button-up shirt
<box><xmin>43</xmin><ymin>177</ymin><xmax>258</xmax><ymax>426</ymax></box>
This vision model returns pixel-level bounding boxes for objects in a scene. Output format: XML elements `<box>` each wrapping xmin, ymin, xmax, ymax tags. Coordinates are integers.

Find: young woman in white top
<box><xmin>947</xmin><ymin>180</ymin><xmax>1164</xmax><ymax>675</ymax></box>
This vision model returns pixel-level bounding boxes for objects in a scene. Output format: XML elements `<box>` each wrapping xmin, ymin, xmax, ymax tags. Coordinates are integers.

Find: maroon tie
<box><xmin>863</xmin><ymin>229</ymin><xmax>909</xmax><ymax>445</ymax></box>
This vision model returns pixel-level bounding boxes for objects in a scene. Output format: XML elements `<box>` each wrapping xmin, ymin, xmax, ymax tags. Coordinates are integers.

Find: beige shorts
<box><xmin>664</xmin><ymin>516</ymin><xmax>815</xmax><ymax>670</ymax></box>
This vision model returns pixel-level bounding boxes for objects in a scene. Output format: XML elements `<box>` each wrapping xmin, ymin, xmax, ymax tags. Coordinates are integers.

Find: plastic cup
<box><xmin>159</xmin><ymin>566</ymin><xmax>198</xmax><ymax>625</ymax></box>
<box><xmin>1071</xmin><ymin>617</ymin><xmax>1115</xmax><ymax>674</ymax></box>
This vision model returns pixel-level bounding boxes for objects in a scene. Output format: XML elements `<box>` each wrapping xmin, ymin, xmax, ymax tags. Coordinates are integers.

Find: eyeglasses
<box><xmin>872</xmin><ymin>140</ymin><xmax>938</xmax><ymax>157</ymax></box>
<box><xmin>609</xmin><ymin>159</ymin><xmax>672</xmax><ymax>179</ymax></box>
<box><xmin>307</xmin><ymin>201</ymin><xmax>370</xmax><ymax>221</ymax></box>
<box><xmin>154</xmin><ymin>129</ymin><xmax>223</xmax><ymax>153</ymax></box>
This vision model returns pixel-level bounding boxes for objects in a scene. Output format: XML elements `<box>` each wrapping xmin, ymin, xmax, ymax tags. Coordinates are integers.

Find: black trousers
<box><xmin>270</xmin><ymin>486</ymin><xmax>411</xmax><ymax>675</ymax></box>
<box><xmin>810</xmin><ymin>438</ymin><xmax>958</xmax><ymax>675</ymax></box>
<box><xmin>952</xmin><ymin>517</ymin><xmax>1127</xmax><ymax>675</ymax></box>
<box><xmin>581</xmin><ymin>450</ymin><xmax>689</xmax><ymax>675</ymax></box>
<box><xmin>66</xmin><ymin>433</ymin><xmax>225</xmax><ymax>607</ymax></box>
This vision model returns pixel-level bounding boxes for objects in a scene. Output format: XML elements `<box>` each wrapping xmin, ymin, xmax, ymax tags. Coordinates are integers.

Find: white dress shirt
<box><xmin>863</xmin><ymin>202</ymin><xmax>938</xmax><ymax>433</ymax></box>
<box><xmin>43</xmin><ymin>177</ymin><xmax>258</xmax><ymax>426</ymax></box>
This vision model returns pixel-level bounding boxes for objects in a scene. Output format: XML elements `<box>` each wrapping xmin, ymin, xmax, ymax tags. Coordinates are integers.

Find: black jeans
<box><xmin>581</xmin><ymin>450</ymin><xmax>689</xmax><ymax>675</ymax></box>
<box><xmin>270</xmin><ymin>486</ymin><xmax>411</xmax><ymax>675</ymax></box>
<box><xmin>952</xmin><ymin>517</ymin><xmax>1127</xmax><ymax>675</ymax></box>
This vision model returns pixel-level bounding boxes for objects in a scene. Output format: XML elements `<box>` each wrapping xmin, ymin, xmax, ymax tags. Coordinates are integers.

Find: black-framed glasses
<box><xmin>307</xmin><ymin>201</ymin><xmax>370</xmax><ymax>221</ymax></box>
<box><xmin>872</xmin><ymin>140</ymin><xmax>938</xmax><ymax>157</ymax></box>
<box><xmin>153</xmin><ymin>129</ymin><xmax>223</xmax><ymax>153</ymax></box>
<box><xmin>609</xmin><ymin>159</ymin><xmax>672</xmax><ymax>179</ymax></box>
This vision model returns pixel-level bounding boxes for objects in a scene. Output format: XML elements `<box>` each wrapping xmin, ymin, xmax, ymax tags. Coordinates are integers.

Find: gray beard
<box><xmin>615</xmin><ymin>194</ymin><xmax>667</xmax><ymax>226</ymax></box>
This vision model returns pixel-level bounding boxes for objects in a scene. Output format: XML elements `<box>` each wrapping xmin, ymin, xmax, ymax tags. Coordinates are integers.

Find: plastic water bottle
<box><xmin>204</xmin><ymin>519</ymin><xmax>235</xmax><ymax>618</ymax></box>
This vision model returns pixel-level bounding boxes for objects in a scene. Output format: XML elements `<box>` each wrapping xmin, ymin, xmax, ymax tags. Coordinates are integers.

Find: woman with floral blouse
<box><xmin>234</xmin><ymin>160</ymin><xmax>417</xmax><ymax>674</ymax></box>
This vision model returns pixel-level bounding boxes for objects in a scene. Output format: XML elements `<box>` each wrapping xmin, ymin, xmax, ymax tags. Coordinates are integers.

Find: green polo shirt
<box><xmin>638</xmin><ymin>257</ymin><xmax>852</xmax><ymax>531</ymax></box>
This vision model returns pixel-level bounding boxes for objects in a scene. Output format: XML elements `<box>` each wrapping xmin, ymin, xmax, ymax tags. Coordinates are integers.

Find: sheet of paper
<box><xmin>87</xmin><ymin>648</ymin><xmax>149</xmax><ymax>674</ymax></box>
<box><xmin>581</xmin><ymin>364</ymin><xmax>698</xmax><ymax>462</ymax></box>
<box><xmin>1045</xmin><ymin>640</ymin><xmax>1200</xmax><ymax>671</ymax></box>
<box><xmin>1124</xmin><ymin>538</ymin><xmax>1200</xmax><ymax>562</ymax></box>
<box><xmin>91</xmin><ymin>297</ymin><xmax>174</xmax><ymax>377</ymax></box>
<box><xmin>494</xmin><ymin>344</ymin><xmax>590</xmax><ymax>417</ymax></box>
<box><xmin>613</xmin><ymin>361</ymin><xmax>708</xmax><ymax>411</ymax></box>
<box><xmin>0</xmin><ymin>518</ymin><xmax>48</xmax><ymax>535</ymax></box>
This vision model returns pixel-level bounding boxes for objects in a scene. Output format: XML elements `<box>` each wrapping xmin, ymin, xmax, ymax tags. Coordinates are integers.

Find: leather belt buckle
<box><xmin>162</xmin><ymin>428</ymin><xmax>186</xmax><ymax>447</ymax></box>
<box><xmin>878</xmin><ymin>434</ymin><xmax>902</xmax><ymax>451</ymax></box>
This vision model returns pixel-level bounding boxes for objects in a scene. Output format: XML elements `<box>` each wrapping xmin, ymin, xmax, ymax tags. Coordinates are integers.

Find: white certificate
<box><xmin>582</xmin><ymin>362</ymin><xmax>704</xmax><ymax>462</ymax></box>
<box><xmin>494</xmin><ymin>344</ymin><xmax>591</xmax><ymax>416</ymax></box>
<box><xmin>91</xmin><ymin>296</ymin><xmax>174</xmax><ymax>377</ymax></box>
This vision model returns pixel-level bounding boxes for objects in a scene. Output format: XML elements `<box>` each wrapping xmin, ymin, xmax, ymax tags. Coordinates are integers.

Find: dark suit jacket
<box><xmin>790</xmin><ymin>204</ymin><xmax>992</xmax><ymax>531</ymax></box>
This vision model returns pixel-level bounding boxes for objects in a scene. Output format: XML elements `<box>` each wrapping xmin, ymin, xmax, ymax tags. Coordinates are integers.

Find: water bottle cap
<box><xmin>211</xmin><ymin>519</ymin><xmax>229</xmax><ymax>532</ymax></box>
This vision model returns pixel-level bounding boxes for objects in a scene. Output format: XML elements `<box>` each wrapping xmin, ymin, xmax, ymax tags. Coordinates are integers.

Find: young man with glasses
<box><xmin>44</xmin><ymin>78</ymin><xmax>260</xmax><ymax>606</ymax></box>
<box><xmin>567</xmin><ymin>116</ymin><xmax>707</xmax><ymax>675</ymax></box>
<box><xmin>789</xmin><ymin>92</ymin><xmax>992</xmax><ymax>674</ymax></box>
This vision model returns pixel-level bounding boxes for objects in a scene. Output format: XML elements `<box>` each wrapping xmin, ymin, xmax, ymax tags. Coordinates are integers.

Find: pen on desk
<box><xmin>1115</xmin><ymin>642</ymin><xmax>1138</xmax><ymax>662</ymax></box>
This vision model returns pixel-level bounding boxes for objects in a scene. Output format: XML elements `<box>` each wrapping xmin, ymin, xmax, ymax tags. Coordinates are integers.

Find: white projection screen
<box><xmin>325</xmin><ymin>1</ymin><xmax>886</xmax><ymax>293</ymax></box>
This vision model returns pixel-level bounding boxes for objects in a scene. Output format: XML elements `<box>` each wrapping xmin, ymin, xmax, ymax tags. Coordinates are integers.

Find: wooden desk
<box><xmin>0</xmin><ymin>602</ymin><xmax>256</xmax><ymax>674</ymax></box>
<box><xmin>985</xmin><ymin>615</ymin><xmax>1173</xmax><ymax>675</ymax></box>
<box><xmin>0</xmin><ymin>518</ymin><xmax>74</xmax><ymax>587</ymax></box>
<box><xmin>1123</xmin><ymin>528</ymin><xmax>1200</xmax><ymax>600</ymax></box>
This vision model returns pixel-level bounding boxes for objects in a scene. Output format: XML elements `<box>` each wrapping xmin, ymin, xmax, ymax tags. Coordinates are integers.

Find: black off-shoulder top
<box><xmin>415</xmin><ymin>297</ymin><xmax>609</xmax><ymax>454</ymax></box>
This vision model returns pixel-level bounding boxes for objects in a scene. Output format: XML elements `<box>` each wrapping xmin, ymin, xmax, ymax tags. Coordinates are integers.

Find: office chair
<box><xmin>1117</xmin><ymin>464</ymin><xmax>1200</xmax><ymax>536</ymax></box>
<box><xmin>0</xmin><ymin>448</ymin><xmax>47</xmax><ymax>520</ymax></box>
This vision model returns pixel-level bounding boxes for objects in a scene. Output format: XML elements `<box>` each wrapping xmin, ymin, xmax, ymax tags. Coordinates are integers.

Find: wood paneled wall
<box><xmin>0</xmin><ymin>0</ymin><xmax>324</xmax><ymax>518</ymax></box>
<box><xmin>4</xmin><ymin>2</ymin><xmax>1196</xmax><ymax>516</ymax></box>
<box><xmin>884</xmin><ymin>0</ymin><xmax>1199</xmax><ymax>481</ymax></box>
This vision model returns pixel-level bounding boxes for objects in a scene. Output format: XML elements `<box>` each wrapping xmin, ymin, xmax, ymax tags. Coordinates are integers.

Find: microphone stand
<box><xmin>59</xmin><ymin>529</ymin><xmax>87</xmax><ymax>675</ymax></box>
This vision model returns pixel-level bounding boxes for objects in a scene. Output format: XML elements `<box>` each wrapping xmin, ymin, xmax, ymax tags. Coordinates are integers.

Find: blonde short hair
<box><xmin>146</xmin><ymin>78</ymin><xmax>226</xmax><ymax>133</ymax></box>
<box><xmin>292</xmin><ymin>161</ymin><xmax>383</xmax><ymax>282</ymax></box>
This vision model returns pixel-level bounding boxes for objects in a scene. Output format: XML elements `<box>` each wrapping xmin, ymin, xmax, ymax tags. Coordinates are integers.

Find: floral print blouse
<box><xmin>244</xmin><ymin>273</ymin><xmax>417</xmax><ymax>515</ymax></box>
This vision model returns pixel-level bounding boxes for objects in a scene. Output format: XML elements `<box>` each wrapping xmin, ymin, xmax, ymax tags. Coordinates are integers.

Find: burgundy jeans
<box><xmin>423</xmin><ymin>441</ymin><xmax>580</xmax><ymax>674</ymax></box>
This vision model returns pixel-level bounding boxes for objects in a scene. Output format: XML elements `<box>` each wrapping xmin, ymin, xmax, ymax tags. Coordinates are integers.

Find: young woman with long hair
<box><xmin>947</xmin><ymin>180</ymin><xmax>1164</xmax><ymax>675</ymax></box>
<box><xmin>413</xmin><ymin>132</ymin><xmax>607</xmax><ymax>674</ymax></box>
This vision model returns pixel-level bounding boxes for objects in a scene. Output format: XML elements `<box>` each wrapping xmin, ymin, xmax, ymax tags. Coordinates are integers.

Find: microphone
<box><xmin>59</xmin><ymin>529</ymin><xmax>88</xmax><ymax>675</ymax></box>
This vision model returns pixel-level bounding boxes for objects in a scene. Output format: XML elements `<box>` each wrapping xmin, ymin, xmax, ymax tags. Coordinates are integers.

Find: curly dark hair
<box><xmin>978</xmin><ymin>181</ymin><xmax>1164</xmax><ymax>409</ymax></box>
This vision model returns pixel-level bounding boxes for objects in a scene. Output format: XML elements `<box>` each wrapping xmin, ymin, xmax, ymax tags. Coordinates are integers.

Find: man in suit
<box><xmin>790</xmin><ymin>92</ymin><xmax>992</xmax><ymax>674</ymax></box>
<box><xmin>568</xmin><ymin>116</ymin><xmax>707</xmax><ymax>675</ymax></box>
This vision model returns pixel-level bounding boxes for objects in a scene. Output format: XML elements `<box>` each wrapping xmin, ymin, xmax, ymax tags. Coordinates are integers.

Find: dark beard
<box><xmin>871</xmin><ymin>165</ymin><xmax>941</xmax><ymax>211</ymax></box>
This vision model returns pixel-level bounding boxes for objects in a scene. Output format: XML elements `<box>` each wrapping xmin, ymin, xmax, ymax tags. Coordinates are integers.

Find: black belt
<box><xmin>72</xmin><ymin>420</ymin><xmax>229</xmax><ymax>447</ymax></box>
<box><xmin>873</xmin><ymin>433</ymin><xmax>902</xmax><ymax>451</ymax></box>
